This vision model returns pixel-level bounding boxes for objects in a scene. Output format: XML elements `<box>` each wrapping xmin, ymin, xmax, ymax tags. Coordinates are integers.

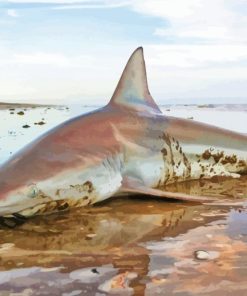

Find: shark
<box><xmin>0</xmin><ymin>47</ymin><xmax>246</xmax><ymax>221</ymax></box>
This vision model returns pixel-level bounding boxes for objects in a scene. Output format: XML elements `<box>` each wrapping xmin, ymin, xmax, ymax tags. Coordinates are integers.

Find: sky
<box><xmin>0</xmin><ymin>0</ymin><xmax>247</xmax><ymax>105</ymax></box>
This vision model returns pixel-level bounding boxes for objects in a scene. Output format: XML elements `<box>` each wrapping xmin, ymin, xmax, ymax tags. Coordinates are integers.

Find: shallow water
<box><xmin>0</xmin><ymin>104</ymin><xmax>246</xmax><ymax>165</ymax></box>
<box><xmin>0</xmin><ymin>177</ymin><xmax>247</xmax><ymax>295</ymax></box>
<box><xmin>0</xmin><ymin>104</ymin><xmax>247</xmax><ymax>295</ymax></box>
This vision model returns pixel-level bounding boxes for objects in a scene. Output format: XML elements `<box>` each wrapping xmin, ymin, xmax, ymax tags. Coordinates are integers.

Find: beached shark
<box><xmin>0</xmin><ymin>47</ymin><xmax>246</xmax><ymax>220</ymax></box>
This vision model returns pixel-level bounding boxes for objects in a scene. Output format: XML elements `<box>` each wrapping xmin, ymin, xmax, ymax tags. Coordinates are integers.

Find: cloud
<box><xmin>7</xmin><ymin>0</ymin><xmax>246</xmax><ymax>45</ymax></box>
<box><xmin>7</xmin><ymin>0</ymin><xmax>103</xmax><ymax>2</ymax></box>
<box><xmin>5</xmin><ymin>0</ymin><xmax>130</xmax><ymax>11</ymax></box>
<box><xmin>145</xmin><ymin>44</ymin><xmax>247</xmax><ymax>68</ymax></box>
<box><xmin>1</xmin><ymin>0</ymin><xmax>247</xmax><ymax>103</ymax></box>
<box><xmin>129</xmin><ymin>0</ymin><xmax>247</xmax><ymax>44</ymax></box>
<box><xmin>6</xmin><ymin>0</ymin><xmax>130</xmax><ymax>4</ymax></box>
<box><xmin>0</xmin><ymin>49</ymin><xmax>114</xmax><ymax>103</ymax></box>
<box><xmin>53</xmin><ymin>2</ymin><xmax>129</xmax><ymax>10</ymax></box>
<box><xmin>7</xmin><ymin>9</ymin><xmax>19</xmax><ymax>17</ymax></box>
<box><xmin>0</xmin><ymin>52</ymin><xmax>95</xmax><ymax>68</ymax></box>
<box><xmin>154</xmin><ymin>27</ymin><xmax>229</xmax><ymax>40</ymax></box>
<box><xmin>142</xmin><ymin>42</ymin><xmax>247</xmax><ymax>101</ymax></box>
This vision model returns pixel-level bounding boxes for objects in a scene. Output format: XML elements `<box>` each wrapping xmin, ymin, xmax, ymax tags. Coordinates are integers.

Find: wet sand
<box><xmin>0</xmin><ymin>104</ymin><xmax>246</xmax><ymax>295</ymax></box>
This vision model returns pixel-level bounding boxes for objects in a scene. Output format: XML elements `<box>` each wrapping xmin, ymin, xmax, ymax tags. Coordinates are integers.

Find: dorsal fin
<box><xmin>109</xmin><ymin>47</ymin><xmax>161</xmax><ymax>114</ymax></box>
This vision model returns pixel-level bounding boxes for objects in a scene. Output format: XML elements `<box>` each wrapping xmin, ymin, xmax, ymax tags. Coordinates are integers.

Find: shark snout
<box><xmin>0</xmin><ymin>184</ymin><xmax>49</xmax><ymax>217</ymax></box>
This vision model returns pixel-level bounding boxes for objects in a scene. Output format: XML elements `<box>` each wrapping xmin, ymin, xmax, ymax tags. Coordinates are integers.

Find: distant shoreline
<box><xmin>0</xmin><ymin>102</ymin><xmax>246</xmax><ymax>111</ymax></box>
<box><xmin>0</xmin><ymin>102</ymin><xmax>62</xmax><ymax>110</ymax></box>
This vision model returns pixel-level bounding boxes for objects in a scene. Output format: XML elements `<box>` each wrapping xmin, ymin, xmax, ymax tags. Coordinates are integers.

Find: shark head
<box><xmin>0</xmin><ymin>181</ymin><xmax>49</xmax><ymax>218</ymax></box>
<box><xmin>0</xmin><ymin>137</ymin><xmax>123</xmax><ymax>218</ymax></box>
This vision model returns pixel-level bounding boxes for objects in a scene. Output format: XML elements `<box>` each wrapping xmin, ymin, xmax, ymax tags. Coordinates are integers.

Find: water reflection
<box><xmin>0</xmin><ymin>177</ymin><xmax>246</xmax><ymax>295</ymax></box>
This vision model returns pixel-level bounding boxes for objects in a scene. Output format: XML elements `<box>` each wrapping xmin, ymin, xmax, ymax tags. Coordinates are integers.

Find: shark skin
<box><xmin>0</xmin><ymin>47</ymin><xmax>246</xmax><ymax>219</ymax></box>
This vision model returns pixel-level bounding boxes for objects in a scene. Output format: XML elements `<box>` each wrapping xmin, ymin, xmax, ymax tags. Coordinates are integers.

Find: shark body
<box><xmin>0</xmin><ymin>47</ymin><xmax>246</xmax><ymax>218</ymax></box>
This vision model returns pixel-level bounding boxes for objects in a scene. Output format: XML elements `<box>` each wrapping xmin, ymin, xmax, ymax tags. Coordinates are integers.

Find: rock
<box><xmin>91</xmin><ymin>268</ymin><xmax>99</xmax><ymax>274</ymax></box>
<box><xmin>17</xmin><ymin>111</ymin><xmax>24</xmax><ymax>115</ymax></box>
<box><xmin>194</xmin><ymin>250</ymin><xmax>210</xmax><ymax>260</ymax></box>
<box><xmin>86</xmin><ymin>233</ymin><xmax>96</xmax><ymax>239</ymax></box>
<box><xmin>34</xmin><ymin>121</ymin><xmax>46</xmax><ymax>125</ymax></box>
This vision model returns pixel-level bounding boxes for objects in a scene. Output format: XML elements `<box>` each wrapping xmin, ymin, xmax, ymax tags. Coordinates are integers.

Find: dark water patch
<box><xmin>34</xmin><ymin>121</ymin><xmax>46</xmax><ymax>125</ymax></box>
<box><xmin>226</xmin><ymin>208</ymin><xmax>247</xmax><ymax>238</ymax></box>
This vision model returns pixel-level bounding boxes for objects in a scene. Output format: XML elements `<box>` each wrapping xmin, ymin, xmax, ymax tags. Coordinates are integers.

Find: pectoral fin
<box><xmin>121</xmin><ymin>177</ymin><xmax>215</xmax><ymax>203</ymax></box>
